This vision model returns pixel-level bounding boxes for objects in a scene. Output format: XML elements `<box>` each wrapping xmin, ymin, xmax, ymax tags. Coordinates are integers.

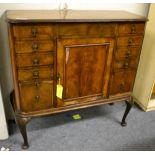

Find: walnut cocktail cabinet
<box><xmin>6</xmin><ymin>10</ymin><xmax>146</xmax><ymax>149</ymax></box>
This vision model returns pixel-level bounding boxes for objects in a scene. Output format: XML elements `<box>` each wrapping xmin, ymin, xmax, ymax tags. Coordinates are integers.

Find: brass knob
<box><xmin>119</xmin><ymin>82</ymin><xmax>125</xmax><ymax>91</ymax></box>
<box><xmin>35</xmin><ymin>95</ymin><xmax>40</xmax><ymax>102</ymax></box>
<box><xmin>128</xmin><ymin>38</ymin><xmax>133</xmax><ymax>45</ymax></box>
<box><xmin>32</xmin><ymin>43</ymin><xmax>38</xmax><ymax>50</ymax></box>
<box><xmin>126</xmin><ymin>51</ymin><xmax>131</xmax><ymax>56</ymax></box>
<box><xmin>131</xmin><ymin>25</ymin><xmax>136</xmax><ymax>33</ymax></box>
<box><xmin>35</xmin><ymin>82</ymin><xmax>40</xmax><ymax>87</ymax></box>
<box><xmin>33</xmin><ymin>71</ymin><xmax>39</xmax><ymax>78</ymax></box>
<box><xmin>123</xmin><ymin>62</ymin><xmax>129</xmax><ymax>69</ymax></box>
<box><xmin>57</xmin><ymin>74</ymin><xmax>61</xmax><ymax>81</ymax></box>
<box><xmin>33</xmin><ymin>59</ymin><xmax>39</xmax><ymax>65</ymax></box>
<box><xmin>31</xmin><ymin>28</ymin><xmax>37</xmax><ymax>37</ymax></box>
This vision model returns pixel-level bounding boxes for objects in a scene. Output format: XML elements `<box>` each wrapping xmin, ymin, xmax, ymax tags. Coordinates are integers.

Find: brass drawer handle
<box><xmin>35</xmin><ymin>82</ymin><xmax>40</xmax><ymax>87</ymax></box>
<box><xmin>126</xmin><ymin>51</ymin><xmax>131</xmax><ymax>56</ymax></box>
<box><xmin>32</xmin><ymin>43</ymin><xmax>38</xmax><ymax>50</ymax></box>
<box><xmin>31</xmin><ymin>27</ymin><xmax>37</xmax><ymax>37</ymax></box>
<box><xmin>119</xmin><ymin>82</ymin><xmax>125</xmax><ymax>91</ymax></box>
<box><xmin>128</xmin><ymin>38</ymin><xmax>133</xmax><ymax>45</ymax></box>
<box><xmin>57</xmin><ymin>74</ymin><xmax>61</xmax><ymax>81</ymax></box>
<box><xmin>33</xmin><ymin>59</ymin><xmax>39</xmax><ymax>65</ymax></box>
<box><xmin>131</xmin><ymin>25</ymin><xmax>136</xmax><ymax>33</ymax></box>
<box><xmin>35</xmin><ymin>95</ymin><xmax>40</xmax><ymax>102</ymax></box>
<box><xmin>123</xmin><ymin>62</ymin><xmax>129</xmax><ymax>69</ymax></box>
<box><xmin>33</xmin><ymin>71</ymin><xmax>39</xmax><ymax>78</ymax></box>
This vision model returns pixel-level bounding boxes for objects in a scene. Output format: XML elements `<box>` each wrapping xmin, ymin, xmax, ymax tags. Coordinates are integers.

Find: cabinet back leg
<box><xmin>15</xmin><ymin>116</ymin><xmax>31</xmax><ymax>149</ymax></box>
<box><xmin>121</xmin><ymin>100</ymin><xmax>133</xmax><ymax>126</ymax></box>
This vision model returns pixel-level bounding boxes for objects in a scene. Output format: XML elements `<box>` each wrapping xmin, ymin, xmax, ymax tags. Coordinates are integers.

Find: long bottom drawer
<box><xmin>19</xmin><ymin>81</ymin><xmax>54</xmax><ymax>113</ymax></box>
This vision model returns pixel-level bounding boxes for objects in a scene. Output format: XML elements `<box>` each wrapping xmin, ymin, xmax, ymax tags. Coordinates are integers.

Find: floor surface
<box><xmin>0</xmin><ymin>102</ymin><xmax>155</xmax><ymax>151</ymax></box>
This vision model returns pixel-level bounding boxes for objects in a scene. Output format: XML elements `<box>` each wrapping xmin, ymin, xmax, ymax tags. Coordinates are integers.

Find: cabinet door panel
<box><xmin>65</xmin><ymin>45</ymin><xmax>107</xmax><ymax>99</ymax></box>
<box><xmin>57</xmin><ymin>38</ymin><xmax>114</xmax><ymax>105</ymax></box>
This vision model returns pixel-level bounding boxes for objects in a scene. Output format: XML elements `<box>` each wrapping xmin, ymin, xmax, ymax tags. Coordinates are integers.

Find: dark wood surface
<box><xmin>19</xmin><ymin>81</ymin><xmax>54</xmax><ymax>113</ymax></box>
<box><xmin>6</xmin><ymin>10</ymin><xmax>147</xmax><ymax>23</ymax></box>
<box><xmin>8</xmin><ymin>21</ymin><xmax>145</xmax><ymax>115</ymax></box>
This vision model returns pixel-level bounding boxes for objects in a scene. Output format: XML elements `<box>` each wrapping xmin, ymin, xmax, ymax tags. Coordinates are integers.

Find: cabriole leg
<box><xmin>10</xmin><ymin>90</ymin><xmax>31</xmax><ymax>149</ymax></box>
<box><xmin>15</xmin><ymin>116</ymin><xmax>31</xmax><ymax>149</ymax></box>
<box><xmin>121</xmin><ymin>98</ymin><xmax>133</xmax><ymax>127</ymax></box>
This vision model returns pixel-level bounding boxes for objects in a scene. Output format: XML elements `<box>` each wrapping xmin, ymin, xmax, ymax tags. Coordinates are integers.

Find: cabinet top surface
<box><xmin>6</xmin><ymin>10</ymin><xmax>147</xmax><ymax>23</ymax></box>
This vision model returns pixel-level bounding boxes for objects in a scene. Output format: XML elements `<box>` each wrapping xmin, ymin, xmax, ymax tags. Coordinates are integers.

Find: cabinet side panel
<box><xmin>8</xmin><ymin>23</ymin><xmax>21</xmax><ymax>113</ymax></box>
<box><xmin>133</xmin><ymin>4</ymin><xmax>155</xmax><ymax>108</ymax></box>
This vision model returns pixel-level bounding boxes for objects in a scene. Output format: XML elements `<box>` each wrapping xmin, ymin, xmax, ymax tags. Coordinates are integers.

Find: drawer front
<box><xmin>13</xmin><ymin>25</ymin><xmax>53</xmax><ymax>39</ymax></box>
<box><xmin>59</xmin><ymin>23</ymin><xmax>116</xmax><ymax>36</ymax></box>
<box><xmin>15</xmin><ymin>41</ymin><xmax>54</xmax><ymax>53</ymax></box>
<box><xmin>109</xmin><ymin>70</ymin><xmax>136</xmax><ymax>96</ymax></box>
<box><xmin>115</xmin><ymin>47</ymin><xmax>140</xmax><ymax>59</ymax></box>
<box><xmin>16</xmin><ymin>52</ymin><xmax>54</xmax><ymax>67</ymax></box>
<box><xmin>18</xmin><ymin>66</ymin><xmax>54</xmax><ymax>81</ymax></box>
<box><xmin>19</xmin><ymin>81</ymin><xmax>53</xmax><ymax>113</ymax></box>
<box><xmin>117</xmin><ymin>36</ymin><xmax>143</xmax><ymax>46</ymax></box>
<box><xmin>118</xmin><ymin>23</ymin><xmax>145</xmax><ymax>35</ymax></box>
<box><xmin>113</xmin><ymin>58</ymin><xmax>138</xmax><ymax>71</ymax></box>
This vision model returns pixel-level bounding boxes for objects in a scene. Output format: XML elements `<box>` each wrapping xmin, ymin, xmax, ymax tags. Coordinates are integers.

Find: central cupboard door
<box><xmin>57</xmin><ymin>38</ymin><xmax>114</xmax><ymax>106</ymax></box>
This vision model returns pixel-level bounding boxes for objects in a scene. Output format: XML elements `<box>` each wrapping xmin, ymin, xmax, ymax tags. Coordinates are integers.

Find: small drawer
<box><xmin>19</xmin><ymin>81</ymin><xmax>54</xmax><ymax>113</ymax></box>
<box><xmin>118</xmin><ymin>23</ymin><xmax>145</xmax><ymax>35</ymax></box>
<box><xmin>113</xmin><ymin>58</ymin><xmax>138</xmax><ymax>71</ymax></box>
<box><xmin>59</xmin><ymin>23</ymin><xmax>116</xmax><ymax>36</ymax></box>
<box><xmin>117</xmin><ymin>36</ymin><xmax>143</xmax><ymax>46</ymax></box>
<box><xmin>115</xmin><ymin>47</ymin><xmax>140</xmax><ymax>59</ymax></box>
<box><xmin>109</xmin><ymin>70</ymin><xmax>136</xmax><ymax>96</ymax></box>
<box><xmin>13</xmin><ymin>25</ymin><xmax>53</xmax><ymax>40</ymax></box>
<box><xmin>15</xmin><ymin>41</ymin><xmax>55</xmax><ymax>53</ymax></box>
<box><xmin>16</xmin><ymin>52</ymin><xmax>54</xmax><ymax>68</ymax></box>
<box><xmin>18</xmin><ymin>66</ymin><xmax>54</xmax><ymax>81</ymax></box>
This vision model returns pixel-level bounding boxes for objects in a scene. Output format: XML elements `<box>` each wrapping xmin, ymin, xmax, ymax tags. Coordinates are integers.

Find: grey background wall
<box><xmin>0</xmin><ymin>3</ymin><xmax>150</xmax><ymax>139</ymax></box>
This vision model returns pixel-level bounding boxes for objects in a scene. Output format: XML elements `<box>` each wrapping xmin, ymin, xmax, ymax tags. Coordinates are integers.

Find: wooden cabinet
<box><xmin>6</xmin><ymin>10</ymin><xmax>146</xmax><ymax>149</ymax></box>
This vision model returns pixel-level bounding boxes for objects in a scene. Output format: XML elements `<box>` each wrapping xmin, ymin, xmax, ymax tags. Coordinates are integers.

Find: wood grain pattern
<box><xmin>115</xmin><ymin>46</ymin><xmax>140</xmax><ymax>59</ymax></box>
<box><xmin>19</xmin><ymin>81</ymin><xmax>54</xmax><ymax>113</ymax></box>
<box><xmin>15</xmin><ymin>41</ymin><xmax>54</xmax><ymax>53</ymax></box>
<box><xmin>8</xmin><ymin>24</ymin><xmax>22</xmax><ymax>112</ymax></box>
<box><xmin>19</xmin><ymin>93</ymin><xmax>131</xmax><ymax>117</ymax></box>
<box><xmin>117</xmin><ymin>36</ymin><xmax>143</xmax><ymax>46</ymax></box>
<box><xmin>58</xmin><ymin>23</ymin><xmax>116</xmax><ymax>37</ymax></box>
<box><xmin>16</xmin><ymin>52</ymin><xmax>54</xmax><ymax>67</ymax></box>
<box><xmin>65</xmin><ymin>45</ymin><xmax>107</xmax><ymax>99</ymax></box>
<box><xmin>118</xmin><ymin>23</ymin><xmax>145</xmax><ymax>35</ymax></box>
<box><xmin>18</xmin><ymin>66</ymin><xmax>53</xmax><ymax>81</ymax></box>
<box><xmin>109</xmin><ymin>70</ymin><xmax>136</xmax><ymax>96</ymax></box>
<box><xmin>13</xmin><ymin>24</ymin><xmax>54</xmax><ymax>40</ymax></box>
<box><xmin>57</xmin><ymin>37</ymin><xmax>114</xmax><ymax>106</ymax></box>
<box><xmin>113</xmin><ymin>58</ymin><xmax>139</xmax><ymax>71</ymax></box>
<box><xmin>9</xmin><ymin>21</ymin><xmax>145</xmax><ymax>113</ymax></box>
